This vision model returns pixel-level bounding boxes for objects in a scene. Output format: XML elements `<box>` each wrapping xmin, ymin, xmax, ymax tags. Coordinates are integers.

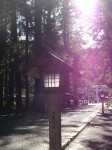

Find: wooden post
<box><xmin>42</xmin><ymin>94</ymin><xmax>62</xmax><ymax>150</ymax></box>
<box><xmin>49</xmin><ymin>108</ymin><xmax>61</xmax><ymax>150</ymax></box>
<box><xmin>101</xmin><ymin>97</ymin><xmax>104</xmax><ymax>115</ymax></box>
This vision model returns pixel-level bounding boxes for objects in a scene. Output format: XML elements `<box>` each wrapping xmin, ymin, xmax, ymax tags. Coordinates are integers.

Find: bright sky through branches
<box><xmin>75</xmin><ymin>0</ymin><xmax>97</xmax><ymax>17</ymax></box>
<box><xmin>72</xmin><ymin>0</ymin><xmax>98</xmax><ymax>48</ymax></box>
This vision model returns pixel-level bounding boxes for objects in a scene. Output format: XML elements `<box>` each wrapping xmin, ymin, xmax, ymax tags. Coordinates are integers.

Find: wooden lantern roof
<box><xmin>25</xmin><ymin>47</ymin><xmax>81</xmax><ymax>78</ymax></box>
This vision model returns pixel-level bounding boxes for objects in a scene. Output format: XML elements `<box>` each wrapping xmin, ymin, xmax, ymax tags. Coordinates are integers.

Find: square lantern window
<box><xmin>43</xmin><ymin>73</ymin><xmax>60</xmax><ymax>88</ymax></box>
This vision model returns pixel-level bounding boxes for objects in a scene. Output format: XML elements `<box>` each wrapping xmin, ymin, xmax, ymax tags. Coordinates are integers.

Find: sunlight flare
<box><xmin>75</xmin><ymin>0</ymin><xmax>97</xmax><ymax>17</ymax></box>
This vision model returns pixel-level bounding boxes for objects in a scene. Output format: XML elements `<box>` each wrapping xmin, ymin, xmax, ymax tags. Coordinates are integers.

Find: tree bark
<box><xmin>24</xmin><ymin>0</ymin><xmax>29</xmax><ymax>112</ymax></box>
<box><xmin>10</xmin><ymin>0</ymin><xmax>22</xmax><ymax>114</ymax></box>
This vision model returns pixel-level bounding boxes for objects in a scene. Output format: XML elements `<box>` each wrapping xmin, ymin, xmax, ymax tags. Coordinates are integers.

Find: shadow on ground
<box><xmin>80</xmin><ymin>109</ymin><xmax>112</xmax><ymax>150</ymax></box>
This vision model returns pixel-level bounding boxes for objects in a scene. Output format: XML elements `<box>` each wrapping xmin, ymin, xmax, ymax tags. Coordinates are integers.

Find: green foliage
<box><xmin>80</xmin><ymin>48</ymin><xmax>111</xmax><ymax>88</ymax></box>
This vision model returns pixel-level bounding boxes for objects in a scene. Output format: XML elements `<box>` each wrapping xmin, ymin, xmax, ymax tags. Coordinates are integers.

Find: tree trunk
<box><xmin>24</xmin><ymin>0</ymin><xmax>29</xmax><ymax>112</ymax></box>
<box><xmin>4</xmin><ymin>61</ymin><xmax>8</xmax><ymax>112</ymax></box>
<box><xmin>63</xmin><ymin>0</ymin><xmax>69</xmax><ymax>51</ymax></box>
<box><xmin>8</xmin><ymin>61</ymin><xmax>14</xmax><ymax>113</ymax></box>
<box><xmin>10</xmin><ymin>0</ymin><xmax>22</xmax><ymax>114</ymax></box>
<box><xmin>33</xmin><ymin>0</ymin><xmax>42</xmax><ymax>113</ymax></box>
<box><xmin>0</xmin><ymin>71</ymin><xmax>3</xmax><ymax>114</ymax></box>
<box><xmin>0</xmin><ymin>0</ymin><xmax>4</xmax><ymax>114</ymax></box>
<box><xmin>34</xmin><ymin>0</ymin><xmax>42</xmax><ymax>56</ymax></box>
<box><xmin>15</xmin><ymin>54</ymin><xmax>22</xmax><ymax>114</ymax></box>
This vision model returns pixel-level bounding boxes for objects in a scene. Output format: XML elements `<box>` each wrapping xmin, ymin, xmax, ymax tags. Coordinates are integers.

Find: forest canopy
<box><xmin>0</xmin><ymin>0</ymin><xmax>112</xmax><ymax>114</ymax></box>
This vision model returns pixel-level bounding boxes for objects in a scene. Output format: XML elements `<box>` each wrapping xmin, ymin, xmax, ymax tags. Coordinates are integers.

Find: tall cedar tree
<box><xmin>24</xmin><ymin>0</ymin><xmax>30</xmax><ymax>111</ymax></box>
<box><xmin>0</xmin><ymin>0</ymin><xmax>4</xmax><ymax>113</ymax></box>
<box><xmin>33</xmin><ymin>0</ymin><xmax>42</xmax><ymax>113</ymax></box>
<box><xmin>10</xmin><ymin>0</ymin><xmax>22</xmax><ymax>114</ymax></box>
